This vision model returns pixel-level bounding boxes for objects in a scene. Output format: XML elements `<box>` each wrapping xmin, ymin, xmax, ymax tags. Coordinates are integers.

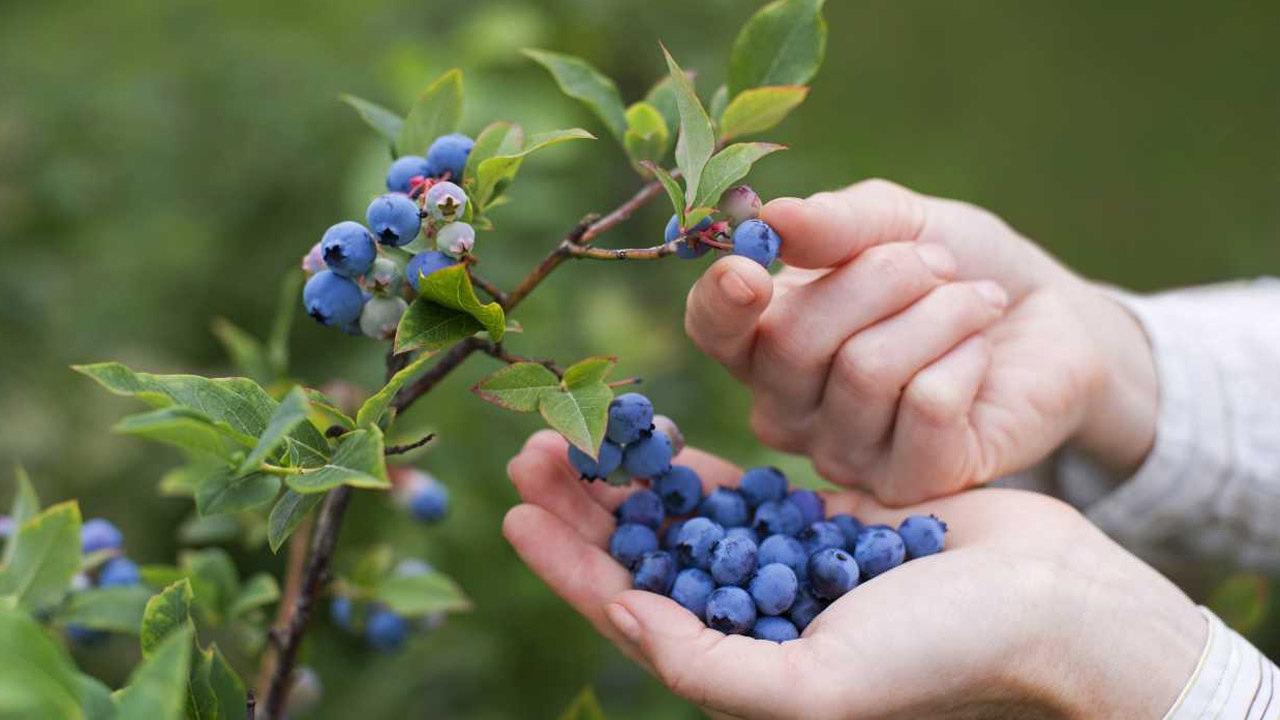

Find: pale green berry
<box><xmin>435</xmin><ymin>221</ymin><xmax>476</xmax><ymax>258</ymax></box>
<box><xmin>359</xmin><ymin>296</ymin><xmax>408</xmax><ymax>340</ymax></box>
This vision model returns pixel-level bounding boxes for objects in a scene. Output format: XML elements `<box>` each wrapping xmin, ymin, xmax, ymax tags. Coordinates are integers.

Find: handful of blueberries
<box><xmin>573</xmin><ymin>394</ymin><xmax>948</xmax><ymax>642</ymax></box>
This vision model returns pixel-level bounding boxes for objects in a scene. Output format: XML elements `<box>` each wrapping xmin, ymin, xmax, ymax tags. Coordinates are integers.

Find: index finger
<box><xmin>763</xmin><ymin>179</ymin><xmax>929</xmax><ymax>269</ymax></box>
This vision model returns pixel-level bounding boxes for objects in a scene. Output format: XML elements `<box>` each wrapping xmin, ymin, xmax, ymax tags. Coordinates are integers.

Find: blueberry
<box><xmin>435</xmin><ymin>222</ymin><xmax>476</xmax><ymax>258</ymax></box>
<box><xmin>787</xmin><ymin>586</ymin><xmax>825</xmax><ymax>631</ymax></box>
<box><xmin>898</xmin><ymin>514</ymin><xmax>948</xmax><ymax>559</ymax></box>
<box><xmin>301</xmin><ymin>241</ymin><xmax>326</xmax><ymax>276</ymax></box>
<box><xmin>567</xmin><ymin>440</ymin><xmax>623</xmax><ymax>480</ymax></box>
<box><xmin>632</xmin><ymin>551</ymin><xmax>677</xmax><ymax>593</ymax></box>
<box><xmin>664</xmin><ymin>214</ymin><xmax>713</xmax><ymax>259</ymax></box>
<box><xmin>807</xmin><ymin>548</ymin><xmax>860</xmax><ymax>600</ymax></box>
<box><xmin>749</xmin><ymin>563</ymin><xmax>799</xmax><ymax>616</ymax></box>
<box><xmin>364</xmin><ymin>607</ymin><xmax>408</xmax><ymax>652</ymax></box>
<box><xmin>405</xmin><ymin>251</ymin><xmax>459</xmax><ymax>292</ymax></box>
<box><xmin>710</xmin><ymin>534</ymin><xmax>758</xmax><ymax>587</ymax></box>
<box><xmin>330</xmin><ymin>596</ymin><xmax>353</xmax><ymax>629</ymax></box>
<box><xmin>98</xmin><ymin>557</ymin><xmax>140</xmax><ymax>587</ymax></box>
<box><xmin>607</xmin><ymin>393</ymin><xmax>654</xmax><ymax>444</ymax></box>
<box><xmin>731</xmin><ymin>219</ymin><xmax>781</xmax><ymax>267</ymax></box>
<box><xmin>425</xmin><ymin>181</ymin><xmax>468</xmax><ymax>223</ymax></box>
<box><xmin>757</xmin><ymin>534</ymin><xmax>807</xmax><ymax>580</ymax></box>
<box><xmin>752</xmin><ymin>499</ymin><xmax>804</xmax><ymax>537</ymax></box>
<box><xmin>366</xmin><ymin>193</ymin><xmax>422</xmax><ymax>247</ymax></box>
<box><xmin>752</xmin><ymin>616</ymin><xmax>799</xmax><ymax>643</ymax></box>
<box><xmin>670</xmin><ymin>568</ymin><xmax>715</xmax><ymax>617</ymax></box>
<box><xmin>663</xmin><ymin>519</ymin><xmax>687</xmax><ymax>552</ymax></box>
<box><xmin>719</xmin><ymin>185</ymin><xmax>762</xmax><ymax>224</ymax></box>
<box><xmin>320</xmin><ymin>221</ymin><xmax>377</xmax><ymax>278</ymax></box>
<box><xmin>674</xmin><ymin>517</ymin><xmax>724</xmax><ymax>571</ymax></box>
<box><xmin>787</xmin><ymin>489</ymin><xmax>825</xmax><ymax>526</ymax></box>
<box><xmin>81</xmin><ymin>519</ymin><xmax>123</xmax><ymax>554</ymax></box>
<box><xmin>698</xmin><ymin>488</ymin><xmax>750</xmax><ymax>528</ymax></box>
<box><xmin>359</xmin><ymin>296</ymin><xmax>408</xmax><ymax>340</ymax></box>
<box><xmin>854</xmin><ymin>525</ymin><xmax>907</xmax><ymax>578</ymax></box>
<box><xmin>66</xmin><ymin>625</ymin><xmax>108</xmax><ymax>645</ymax></box>
<box><xmin>425</xmin><ymin>133</ymin><xmax>474</xmax><ymax>180</ymax></box>
<box><xmin>653</xmin><ymin>465</ymin><xmax>703</xmax><ymax>516</ymax></box>
<box><xmin>366</xmin><ymin>257</ymin><xmax>403</xmax><ymax>296</ymax></box>
<box><xmin>651</xmin><ymin>414</ymin><xmax>685</xmax><ymax>455</ymax></box>
<box><xmin>610</xmin><ymin>524</ymin><xmax>659</xmax><ymax>570</ymax></box>
<box><xmin>617</xmin><ymin>489</ymin><xmax>665</xmax><ymax>530</ymax></box>
<box><xmin>799</xmin><ymin>521</ymin><xmax>845</xmax><ymax>556</ymax></box>
<box><xmin>724</xmin><ymin>526</ymin><xmax>757</xmax><ymax>544</ymax></box>
<box><xmin>829</xmin><ymin>514</ymin><xmax>864</xmax><ymax>550</ymax></box>
<box><xmin>705</xmin><ymin>586</ymin><xmax>756</xmax><ymax>635</ymax></box>
<box><xmin>622</xmin><ymin>430</ymin><xmax>673</xmax><ymax>479</ymax></box>
<box><xmin>303</xmin><ymin>270</ymin><xmax>365</xmax><ymax>328</ymax></box>
<box><xmin>386</xmin><ymin>155</ymin><xmax>431</xmax><ymax>193</ymax></box>
<box><xmin>739</xmin><ymin>466</ymin><xmax>788</xmax><ymax>509</ymax></box>
<box><xmin>408</xmin><ymin>480</ymin><xmax>449</xmax><ymax>523</ymax></box>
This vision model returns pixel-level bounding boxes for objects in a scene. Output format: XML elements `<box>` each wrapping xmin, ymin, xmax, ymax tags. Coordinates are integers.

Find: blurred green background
<box><xmin>1</xmin><ymin>0</ymin><xmax>1277</xmax><ymax>717</ymax></box>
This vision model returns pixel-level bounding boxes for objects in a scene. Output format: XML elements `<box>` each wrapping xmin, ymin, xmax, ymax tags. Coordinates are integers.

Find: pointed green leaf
<box><xmin>228</xmin><ymin>574</ymin><xmax>279</xmax><ymax>618</ymax></box>
<box><xmin>661</xmin><ymin>46</ymin><xmax>715</xmax><ymax>209</ymax></box>
<box><xmin>286</xmin><ymin>428</ymin><xmax>389</xmax><ymax>494</ymax></box>
<box><xmin>182</xmin><ymin>549</ymin><xmax>240</xmax><ymax>619</ymax></box>
<box><xmin>719</xmin><ymin>85</ymin><xmax>809</xmax><ymax>141</ymax></box>
<box><xmin>5</xmin><ymin>466</ymin><xmax>40</xmax><ymax>564</ymax></box>
<box><xmin>202</xmin><ymin>646</ymin><xmax>245</xmax><ymax>720</ymax></box>
<box><xmin>472</xmin><ymin>363</ymin><xmax>561</xmax><ymax>412</ymax></box>
<box><xmin>267</xmin><ymin>270</ymin><xmax>303</xmax><ymax>379</ymax></box>
<box><xmin>194</xmin><ymin>468</ymin><xmax>279</xmax><ymax>517</ymax></box>
<box><xmin>115</xmin><ymin>407</ymin><xmax>254</xmax><ymax>461</ymax></box>
<box><xmin>140</xmin><ymin>579</ymin><xmax>194</xmax><ymax>657</ymax></box>
<box><xmin>473</xmin><ymin>128</ymin><xmax>595</xmax><ymax>209</ymax></box>
<box><xmin>114</xmin><ymin>627</ymin><xmax>193</xmax><ymax>720</ymax></box>
<box><xmin>53</xmin><ymin>586</ymin><xmax>152</xmax><ymax>634</ymax></box>
<box><xmin>559</xmin><ymin>687</ymin><xmax>606</xmax><ymax>720</ymax></box>
<box><xmin>0</xmin><ymin>501</ymin><xmax>82</xmax><ymax>611</ymax></box>
<box><xmin>340</xmin><ymin>94</ymin><xmax>405</xmax><ymax>150</ymax></box>
<box><xmin>239</xmin><ymin>386</ymin><xmax>310</xmax><ymax>474</ymax></box>
<box><xmin>623</xmin><ymin>102</ymin><xmax>670</xmax><ymax>170</ymax></box>
<box><xmin>523</xmin><ymin>49</ymin><xmax>627</xmax><ymax>141</ymax></box>
<box><xmin>414</xmin><ymin>264</ymin><xmax>506</xmax><ymax>341</ymax></box>
<box><xmin>463</xmin><ymin>121</ymin><xmax>525</xmax><ymax>185</ymax></box>
<box><xmin>684</xmin><ymin>206</ymin><xmax>717</xmax><ymax>229</ymax></box>
<box><xmin>356</xmin><ymin>352</ymin><xmax>435</xmax><ymax>428</ymax></box>
<box><xmin>209</xmin><ymin>318</ymin><xmax>270</xmax><ymax>386</ymax></box>
<box><xmin>693</xmin><ymin>142</ymin><xmax>785</xmax><ymax>211</ymax></box>
<box><xmin>397</xmin><ymin>69</ymin><xmax>463</xmax><ymax>157</ymax></box>
<box><xmin>395</xmin><ymin>299</ymin><xmax>486</xmax><ymax>354</ymax></box>
<box><xmin>728</xmin><ymin>0</ymin><xmax>828</xmax><ymax>97</ymax></box>
<box><xmin>644</xmin><ymin>72</ymin><xmax>692</xmax><ymax>143</ymax></box>
<box><xmin>709</xmin><ymin>84</ymin><xmax>730</xmax><ymax>123</ymax></box>
<box><xmin>539</xmin><ymin>381</ymin><xmax>613</xmax><ymax>460</ymax></box>
<box><xmin>641</xmin><ymin>162</ymin><xmax>686</xmax><ymax>223</ymax></box>
<box><xmin>267</xmin><ymin>490</ymin><xmax>322</xmax><ymax>553</ymax></box>
<box><xmin>303</xmin><ymin>389</ymin><xmax>354</xmax><ymax>433</ymax></box>
<box><xmin>0</xmin><ymin>605</ymin><xmax>83</xmax><ymax>718</ymax></box>
<box><xmin>563</xmin><ymin>356</ymin><xmax>617</xmax><ymax>388</ymax></box>
<box><xmin>373</xmin><ymin>570</ymin><xmax>471</xmax><ymax>617</ymax></box>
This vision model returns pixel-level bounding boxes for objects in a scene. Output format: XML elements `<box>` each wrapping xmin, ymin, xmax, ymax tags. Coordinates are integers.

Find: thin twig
<box><xmin>480</xmin><ymin>342</ymin><xmax>564</xmax><ymax>377</ymax></box>
<box><xmin>467</xmin><ymin>267</ymin><xmax>509</xmax><ymax>306</ymax></box>
<box><xmin>385</xmin><ymin>433</ymin><xmax>436</xmax><ymax>456</ymax></box>
<box><xmin>390</xmin><ymin>336</ymin><xmax>486</xmax><ymax>413</ymax></box>
<box><xmin>607</xmin><ymin>376</ymin><xmax>643</xmax><ymax>388</ymax></box>
<box><xmin>566</xmin><ymin>241</ymin><xmax>682</xmax><ymax>261</ymax></box>
<box><xmin>254</xmin><ymin>513</ymin><xmax>313</xmax><ymax>712</ymax></box>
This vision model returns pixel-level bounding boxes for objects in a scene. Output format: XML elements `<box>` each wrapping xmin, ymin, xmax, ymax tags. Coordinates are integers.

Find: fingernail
<box><xmin>606</xmin><ymin>602</ymin><xmax>641</xmax><ymax>642</ymax></box>
<box><xmin>916</xmin><ymin>243</ymin><xmax>956</xmax><ymax>278</ymax></box>
<box><xmin>717</xmin><ymin>268</ymin><xmax>757</xmax><ymax>306</ymax></box>
<box><xmin>973</xmin><ymin>280</ymin><xmax>1009</xmax><ymax>309</ymax></box>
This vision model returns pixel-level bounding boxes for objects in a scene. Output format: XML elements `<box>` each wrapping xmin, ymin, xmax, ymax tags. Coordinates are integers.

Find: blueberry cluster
<box><xmin>565</xmin><ymin>393</ymin><xmax>686</xmax><ymax>487</ymax></box>
<box><xmin>666</xmin><ymin>185</ymin><xmax>782</xmax><ymax>268</ymax></box>
<box><xmin>301</xmin><ymin>133</ymin><xmax>479</xmax><ymax>337</ymax></box>
<box><xmin>607</xmin><ymin>467</ymin><xmax>948</xmax><ymax>642</ymax></box>
<box><xmin>67</xmin><ymin>518</ymin><xmax>144</xmax><ymax>645</ymax></box>
<box><xmin>389</xmin><ymin>465</ymin><xmax>450</xmax><ymax>524</ymax></box>
<box><xmin>329</xmin><ymin>559</ymin><xmax>445</xmax><ymax>652</ymax></box>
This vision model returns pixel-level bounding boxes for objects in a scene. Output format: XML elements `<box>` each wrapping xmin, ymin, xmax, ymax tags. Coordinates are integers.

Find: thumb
<box><xmin>762</xmin><ymin>179</ymin><xmax>928</xmax><ymax>269</ymax></box>
<box><xmin>684</xmin><ymin>256</ymin><xmax>773</xmax><ymax>379</ymax></box>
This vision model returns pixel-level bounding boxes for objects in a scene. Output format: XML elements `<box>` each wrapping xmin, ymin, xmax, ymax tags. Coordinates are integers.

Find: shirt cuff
<box><xmin>1163</xmin><ymin>607</ymin><xmax>1280</xmax><ymax>720</ymax></box>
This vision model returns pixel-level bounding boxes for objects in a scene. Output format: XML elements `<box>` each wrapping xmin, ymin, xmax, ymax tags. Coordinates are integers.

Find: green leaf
<box><xmin>239</xmin><ymin>386</ymin><xmax>310</xmax><ymax>474</ymax></box>
<box><xmin>408</xmin><ymin>263</ymin><xmax>507</xmax><ymax>344</ymax></box>
<box><xmin>54</xmin><ymin>586</ymin><xmax>152</xmax><ymax>634</ymax></box>
<box><xmin>641</xmin><ymin>162</ymin><xmax>686</xmax><ymax>222</ymax></box>
<box><xmin>140</xmin><ymin>579</ymin><xmax>194</xmax><ymax>658</ymax></box>
<box><xmin>660</xmin><ymin>46</ymin><xmax>715</xmax><ymax>209</ymax></box>
<box><xmin>684</xmin><ymin>206</ymin><xmax>717</xmax><ymax>229</ymax></box>
<box><xmin>718</xmin><ymin>85</ymin><xmax>809</xmax><ymax>141</ymax></box>
<box><xmin>559</xmin><ymin>687</ymin><xmax>607</xmax><ymax>720</ymax></box>
<box><xmin>201</xmin><ymin>646</ymin><xmax>245</xmax><ymax>720</ymax></box>
<box><xmin>4</xmin><ymin>466</ymin><xmax>40</xmax><ymax>564</ymax></box>
<box><xmin>182</xmin><ymin>549</ymin><xmax>239</xmax><ymax>620</ymax></box>
<box><xmin>373</xmin><ymin>570</ymin><xmax>471</xmax><ymax>617</ymax></box>
<box><xmin>623</xmin><ymin>102</ymin><xmax>670</xmax><ymax>170</ymax></box>
<box><xmin>266</xmin><ymin>491</ymin><xmax>322</xmax><ymax>553</ymax></box>
<box><xmin>228</xmin><ymin>574</ymin><xmax>279</xmax><ymax>618</ymax></box>
<box><xmin>194</xmin><ymin>468</ymin><xmax>279</xmax><ymax>517</ymax></box>
<box><xmin>0</xmin><ymin>605</ymin><xmax>83</xmax><ymax>718</ymax></box>
<box><xmin>340</xmin><ymin>94</ymin><xmax>404</xmax><ymax>150</ymax></box>
<box><xmin>395</xmin><ymin>300</ymin><xmax>485</xmax><ymax>354</ymax></box>
<box><xmin>692</xmin><ymin>142</ymin><xmax>786</xmax><ymax>211</ymax></box>
<box><xmin>562</xmin><ymin>356</ymin><xmax>616</xmax><ymax>386</ymax></box>
<box><xmin>472</xmin><ymin>363</ymin><xmax>560</xmax><ymax>412</ymax></box>
<box><xmin>643</xmin><ymin>73</ymin><xmax>690</xmax><ymax>143</ymax></box>
<box><xmin>286</xmin><ymin>428</ymin><xmax>389</xmax><ymax>494</ymax></box>
<box><xmin>473</xmin><ymin>128</ymin><xmax>595</xmax><ymax>210</ymax></box>
<box><xmin>356</xmin><ymin>352</ymin><xmax>435</xmax><ymax>428</ymax></box>
<box><xmin>347</xmin><ymin>545</ymin><xmax>395</xmax><ymax>592</ymax></box>
<box><xmin>77</xmin><ymin>673</ymin><xmax>117</xmax><ymax>720</ymax></box>
<box><xmin>397</xmin><ymin>69</ymin><xmax>463</xmax><ymax>157</ymax></box>
<box><xmin>304</xmin><ymin>389</ymin><xmax>355</xmax><ymax>433</ymax></box>
<box><xmin>463</xmin><ymin>121</ymin><xmax>524</xmax><ymax>185</ymax></box>
<box><xmin>267</xmin><ymin>270</ymin><xmax>303</xmax><ymax>379</ymax></box>
<box><xmin>114</xmin><ymin>627</ymin><xmax>194</xmax><ymax>720</ymax></box>
<box><xmin>709</xmin><ymin>84</ymin><xmax>730</xmax><ymax>124</ymax></box>
<box><xmin>540</xmin><ymin>357</ymin><xmax>616</xmax><ymax>458</ymax></box>
<box><xmin>728</xmin><ymin>0</ymin><xmax>828</xmax><ymax>97</ymax></box>
<box><xmin>0</xmin><ymin>501</ymin><xmax>81</xmax><ymax>611</ymax></box>
<box><xmin>209</xmin><ymin>318</ymin><xmax>270</xmax><ymax>384</ymax></box>
<box><xmin>523</xmin><ymin>49</ymin><xmax>627</xmax><ymax>141</ymax></box>
<box><xmin>115</xmin><ymin>407</ymin><xmax>253</xmax><ymax>462</ymax></box>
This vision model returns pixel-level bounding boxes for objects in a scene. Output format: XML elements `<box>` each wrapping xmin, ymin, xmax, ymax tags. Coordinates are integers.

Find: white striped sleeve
<box><xmin>1164</xmin><ymin>607</ymin><xmax>1280</xmax><ymax>720</ymax></box>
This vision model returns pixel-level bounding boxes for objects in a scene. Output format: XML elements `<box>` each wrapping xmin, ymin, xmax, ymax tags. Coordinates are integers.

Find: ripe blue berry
<box><xmin>710</xmin><ymin>533</ymin><xmax>758</xmax><ymax>587</ymax></box>
<box><xmin>731</xmin><ymin>218</ymin><xmax>781</xmax><ymax>267</ymax></box>
<box><xmin>366</xmin><ymin>193</ymin><xmax>422</xmax><ymax>247</ymax></box>
<box><xmin>829</xmin><ymin>514</ymin><xmax>864</xmax><ymax>550</ymax></box>
<box><xmin>359</xmin><ymin>296</ymin><xmax>408</xmax><ymax>340</ymax></box>
<box><xmin>435</xmin><ymin>221</ymin><xmax>475</xmax><ymax>258</ymax></box>
<box><xmin>787</xmin><ymin>586</ymin><xmax>825</xmax><ymax>631</ymax></box>
<box><xmin>81</xmin><ymin>518</ymin><xmax>123</xmax><ymax>554</ymax></box>
<box><xmin>751</xmin><ymin>499</ymin><xmax>804</xmax><ymax>537</ymax></box>
<box><xmin>425</xmin><ymin>133</ymin><xmax>474</xmax><ymax>180</ymax></box>
<box><xmin>386</xmin><ymin>155</ymin><xmax>430</xmax><ymax>193</ymax></box>
<box><xmin>757</xmin><ymin>534</ymin><xmax>807</xmax><ymax>580</ymax></box>
<box><xmin>799</xmin><ymin>521</ymin><xmax>846</xmax><ymax>557</ymax></box>
<box><xmin>425</xmin><ymin>181</ymin><xmax>468</xmax><ymax>223</ymax></box>
<box><xmin>567</xmin><ymin>440</ymin><xmax>623</xmax><ymax>480</ymax></box>
<box><xmin>98</xmin><ymin>557</ymin><xmax>140</xmax><ymax>587</ymax></box>
<box><xmin>617</xmin><ymin>489</ymin><xmax>665</xmax><ymax>530</ymax></box>
<box><xmin>664</xmin><ymin>214</ymin><xmax>713</xmax><ymax>259</ymax></box>
<box><xmin>622</xmin><ymin>430</ymin><xmax>673</xmax><ymax>479</ymax></box>
<box><xmin>607</xmin><ymin>393</ymin><xmax>654</xmax><ymax>444</ymax></box>
<box><xmin>330</xmin><ymin>596</ymin><xmax>353</xmax><ymax>629</ymax></box>
<box><xmin>663</xmin><ymin>519</ymin><xmax>687</xmax><ymax>552</ymax></box>
<box><xmin>610</xmin><ymin>524</ymin><xmax>660</xmax><ymax>570</ymax></box>
<box><xmin>304</xmin><ymin>270</ymin><xmax>365</xmax><ymax>328</ymax></box>
<box><xmin>365</xmin><ymin>607</ymin><xmax>408</xmax><ymax>652</ymax></box>
<box><xmin>653</xmin><ymin>465</ymin><xmax>703</xmax><ymax>516</ymax></box>
<box><xmin>752</xmin><ymin>616</ymin><xmax>799</xmax><ymax>643</ymax></box>
<box><xmin>705</xmin><ymin>586</ymin><xmax>756</xmax><ymax>635</ymax></box>
<box><xmin>66</xmin><ymin>625</ymin><xmax>107</xmax><ymax>645</ymax></box>
<box><xmin>320</xmin><ymin>221</ymin><xmax>377</xmax><ymax>278</ymax></box>
<box><xmin>739</xmin><ymin>466</ymin><xmax>788</xmax><ymax>509</ymax></box>
<box><xmin>632</xmin><ymin>551</ymin><xmax>677</xmax><ymax>593</ymax></box>
<box><xmin>898</xmin><ymin>515</ymin><xmax>948</xmax><ymax>559</ymax></box>
<box><xmin>720</xmin><ymin>185</ymin><xmax>762</xmax><ymax>224</ymax></box>
<box><xmin>787</xmin><ymin>489</ymin><xmax>825</xmax><ymax>526</ymax></box>
<box><xmin>724</xmin><ymin>526</ymin><xmax>757</xmax><ymax>544</ymax></box>
<box><xmin>408</xmin><ymin>480</ymin><xmax>449</xmax><ymax>523</ymax></box>
<box><xmin>854</xmin><ymin>525</ymin><xmax>906</xmax><ymax>579</ymax></box>
<box><xmin>405</xmin><ymin>250</ymin><xmax>459</xmax><ymax>292</ymax></box>
<box><xmin>807</xmin><ymin>548</ymin><xmax>860</xmax><ymax>600</ymax></box>
<box><xmin>670</xmin><ymin>567</ymin><xmax>715</xmax><ymax>617</ymax></box>
<box><xmin>674</xmin><ymin>517</ymin><xmax>725</xmax><ymax>571</ymax></box>
<box><xmin>697</xmin><ymin>488</ymin><xmax>749</xmax><ymax>528</ymax></box>
<box><xmin>749</xmin><ymin>562</ymin><xmax>799</xmax><ymax>615</ymax></box>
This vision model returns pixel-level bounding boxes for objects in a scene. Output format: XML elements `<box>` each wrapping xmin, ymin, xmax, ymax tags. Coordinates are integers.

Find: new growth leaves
<box><xmin>473</xmin><ymin>357</ymin><xmax>618</xmax><ymax>459</ymax></box>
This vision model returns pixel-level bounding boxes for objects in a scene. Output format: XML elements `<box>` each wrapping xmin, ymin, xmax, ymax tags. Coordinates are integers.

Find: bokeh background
<box><xmin>2</xmin><ymin>0</ymin><xmax>1277</xmax><ymax>717</ymax></box>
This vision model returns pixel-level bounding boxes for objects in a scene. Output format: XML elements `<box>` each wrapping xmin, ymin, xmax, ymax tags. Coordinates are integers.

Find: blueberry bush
<box><xmin>0</xmin><ymin>0</ymin><xmax>830</xmax><ymax>717</ymax></box>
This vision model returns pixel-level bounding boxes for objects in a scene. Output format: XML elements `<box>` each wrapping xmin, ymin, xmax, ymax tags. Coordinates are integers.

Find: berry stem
<box><xmin>384</xmin><ymin>432</ymin><xmax>437</xmax><ymax>456</ymax></box>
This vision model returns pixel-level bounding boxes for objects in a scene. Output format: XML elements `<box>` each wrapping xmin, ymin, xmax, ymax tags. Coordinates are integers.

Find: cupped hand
<box><xmin>504</xmin><ymin>431</ymin><xmax>1202</xmax><ymax>720</ymax></box>
<box><xmin>685</xmin><ymin>180</ymin><xmax>1158</xmax><ymax>504</ymax></box>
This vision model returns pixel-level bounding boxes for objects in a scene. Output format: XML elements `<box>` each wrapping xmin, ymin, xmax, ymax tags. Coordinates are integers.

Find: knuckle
<box><xmin>903</xmin><ymin>375</ymin><xmax>965</xmax><ymax>428</ymax></box>
<box><xmin>855</xmin><ymin>243</ymin><xmax>935</xmax><ymax>300</ymax></box>
<box><xmin>754</xmin><ymin>314</ymin><xmax>811</xmax><ymax>371</ymax></box>
<box><xmin>853</xmin><ymin>178</ymin><xmax>927</xmax><ymax>241</ymax></box>
<box><xmin>833</xmin><ymin>338</ymin><xmax>895</xmax><ymax>395</ymax></box>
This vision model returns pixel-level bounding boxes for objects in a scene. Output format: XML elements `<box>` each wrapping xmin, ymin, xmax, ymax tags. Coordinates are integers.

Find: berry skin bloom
<box><xmin>359</xmin><ymin>296</ymin><xmax>408</xmax><ymax>340</ymax></box>
<box><xmin>653</xmin><ymin>465</ymin><xmax>703</xmax><ymax>516</ymax></box>
<box><xmin>829</xmin><ymin>513</ymin><xmax>864</xmax><ymax>550</ymax></box>
<box><xmin>567</xmin><ymin>439</ymin><xmax>623</xmax><ymax>480</ymax></box>
<box><xmin>739</xmin><ymin>466</ymin><xmax>788</xmax><ymax>509</ymax></box>
<box><xmin>854</xmin><ymin>524</ymin><xmax>907</xmax><ymax>579</ymax></box>
<box><xmin>364</xmin><ymin>607</ymin><xmax>409</xmax><ymax>652</ymax></box>
<box><xmin>607</xmin><ymin>393</ymin><xmax>654</xmax><ymax>444</ymax></box>
<box><xmin>320</xmin><ymin>221</ymin><xmax>377</xmax><ymax>278</ymax></box>
<box><xmin>750</xmin><ymin>562</ymin><xmax>799</xmax><ymax>616</ymax></box>
<box><xmin>788</xmin><ymin>586</ymin><xmax>826</xmax><ymax>631</ymax></box>
<box><xmin>710</xmin><ymin>533</ymin><xmax>758</xmax><ymax>587</ymax></box>
<box><xmin>622</xmin><ymin>430</ymin><xmax>673</xmax><ymax>479</ymax></box>
<box><xmin>787</xmin><ymin>488</ymin><xmax>825</xmax><ymax>526</ymax></box>
<box><xmin>663</xmin><ymin>519</ymin><xmax>687</xmax><ymax>552</ymax></box>
<box><xmin>799</xmin><ymin>521</ymin><xmax>846</xmax><ymax>557</ymax></box>
<box><xmin>705</xmin><ymin>586</ymin><xmax>757</xmax><ymax>635</ymax></box>
<box><xmin>751</xmin><ymin>499</ymin><xmax>804</xmax><ymax>538</ymax></box>
<box><xmin>698</xmin><ymin>487</ymin><xmax>750</xmax><ymax>528</ymax></box>
<box><xmin>724</xmin><ymin>526</ymin><xmax>757</xmax><ymax>544</ymax></box>
<box><xmin>405</xmin><ymin>251</ymin><xmax>459</xmax><ymax>292</ymax></box>
<box><xmin>424</xmin><ymin>133</ymin><xmax>474</xmax><ymax>180</ymax></box>
<box><xmin>386</xmin><ymin>155</ymin><xmax>430</xmax><ymax>194</ymax></box>
<box><xmin>304</xmin><ymin>271</ymin><xmax>365</xmax><ymax>328</ymax></box>
<box><xmin>616</xmin><ymin>489</ymin><xmax>665</xmax><ymax>530</ymax></box>
<box><xmin>366</xmin><ymin>194</ymin><xmax>422</xmax><ymax>247</ymax></box>
<box><xmin>674</xmin><ymin>517</ymin><xmax>725</xmax><ymax>571</ymax></box>
<box><xmin>731</xmin><ymin>218</ymin><xmax>781</xmax><ymax>267</ymax></box>
<box><xmin>752</xmin><ymin>615</ymin><xmax>800</xmax><ymax>643</ymax></box>
<box><xmin>425</xmin><ymin>181</ymin><xmax>468</xmax><ymax>223</ymax></box>
<box><xmin>758</xmin><ymin>534</ymin><xmax>808</xmax><ymax>581</ymax></box>
<box><xmin>609</xmin><ymin>523</ymin><xmax>660</xmax><ymax>570</ymax></box>
<box><xmin>435</xmin><ymin>222</ymin><xmax>476</xmax><ymax>258</ymax></box>
<box><xmin>98</xmin><ymin>557</ymin><xmax>140</xmax><ymax>587</ymax></box>
<box><xmin>898</xmin><ymin>515</ymin><xmax>949</xmax><ymax>559</ymax></box>
<box><xmin>808</xmin><ymin>548</ymin><xmax>860</xmax><ymax>600</ymax></box>
<box><xmin>719</xmin><ymin>185</ymin><xmax>762</xmax><ymax>225</ymax></box>
<box><xmin>664</xmin><ymin>214</ymin><xmax>713</xmax><ymax>259</ymax></box>
<box><xmin>81</xmin><ymin>518</ymin><xmax>124</xmax><ymax>554</ymax></box>
<box><xmin>632</xmin><ymin>551</ymin><xmax>678</xmax><ymax>594</ymax></box>
<box><xmin>670</xmin><ymin>567</ymin><xmax>715</xmax><ymax>617</ymax></box>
